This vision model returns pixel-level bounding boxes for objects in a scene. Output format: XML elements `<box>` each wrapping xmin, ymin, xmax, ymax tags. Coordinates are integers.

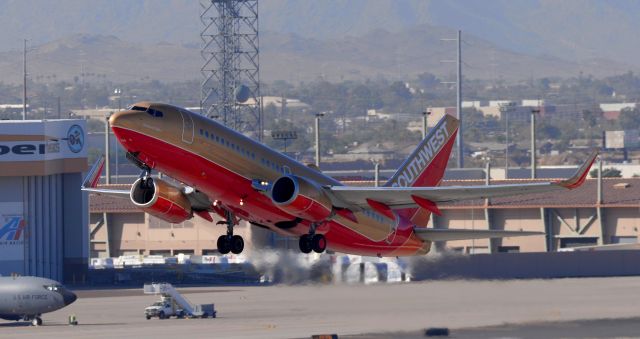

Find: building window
<box><xmin>497</xmin><ymin>246</ymin><xmax>520</xmax><ymax>253</ymax></box>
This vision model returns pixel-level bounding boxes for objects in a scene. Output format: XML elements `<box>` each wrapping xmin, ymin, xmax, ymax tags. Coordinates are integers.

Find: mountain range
<box><xmin>0</xmin><ymin>0</ymin><xmax>638</xmax><ymax>83</ymax></box>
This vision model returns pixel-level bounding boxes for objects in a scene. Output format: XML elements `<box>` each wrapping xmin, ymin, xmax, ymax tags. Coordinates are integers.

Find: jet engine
<box><xmin>130</xmin><ymin>177</ymin><xmax>193</xmax><ymax>224</ymax></box>
<box><xmin>270</xmin><ymin>175</ymin><xmax>333</xmax><ymax>222</ymax></box>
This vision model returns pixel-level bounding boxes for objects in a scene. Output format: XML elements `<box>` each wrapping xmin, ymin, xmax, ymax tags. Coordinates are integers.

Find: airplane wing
<box><xmin>329</xmin><ymin>150</ymin><xmax>598</xmax><ymax>212</ymax></box>
<box><xmin>80</xmin><ymin>155</ymin><xmax>129</xmax><ymax>197</ymax></box>
<box><xmin>414</xmin><ymin>228</ymin><xmax>543</xmax><ymax>241</ymax></box>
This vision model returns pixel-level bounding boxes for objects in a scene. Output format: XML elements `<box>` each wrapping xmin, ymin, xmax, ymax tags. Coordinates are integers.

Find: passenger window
<box><xmin>131</xmin><ymin>106</ymin><xmax>147</xmax><ymax>112</ymax></box>
<box><xmin>205</xmin><ymin>131</ymin><xmax>209</xmax><ymax>137</ymax></box>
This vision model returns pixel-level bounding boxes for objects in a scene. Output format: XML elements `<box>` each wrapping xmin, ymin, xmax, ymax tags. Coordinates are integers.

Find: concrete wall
<box><xmin>410</xmin><ymin>250</ymin><xmax>640</xmax><ymax>280</ymax></box>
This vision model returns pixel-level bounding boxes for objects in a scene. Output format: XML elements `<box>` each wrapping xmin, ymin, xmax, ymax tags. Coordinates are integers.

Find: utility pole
<box><xmin>22</xmin><ymin>39</ymin><xmax>27</xmax><ymax>120</ymax></box>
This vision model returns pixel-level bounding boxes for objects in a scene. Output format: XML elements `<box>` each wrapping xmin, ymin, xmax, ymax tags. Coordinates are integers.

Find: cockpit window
<box><xmin>44</xmin><ymin>284</ymin><xmax>62</xmax><ymax>291</ymax></box>
<box><xmin>147</xmin><ymin>108</ymin><xmax>164</xmax><ymax>117</ymax></box>
<box><xmin>130</xmin><ymin>106</ymin><xmax>147</xmax><ymax>112</ymax></box>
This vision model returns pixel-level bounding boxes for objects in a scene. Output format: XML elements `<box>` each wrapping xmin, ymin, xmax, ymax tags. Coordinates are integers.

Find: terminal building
<box><xmin>88</xmin><ymin>174</ymin><xmax>640</xmax><ymax>257</ymax></box>
<box><xmin>0</xmin><ymin>120</ymin><xmax>88</xmax><ymax>282</ymax></box>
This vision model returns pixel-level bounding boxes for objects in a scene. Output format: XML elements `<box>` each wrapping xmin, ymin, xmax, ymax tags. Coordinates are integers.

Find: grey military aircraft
<box><xmin>0</xmin><ymin>276</ymin><xmax>77</xmax><ymax>326</ymax></box>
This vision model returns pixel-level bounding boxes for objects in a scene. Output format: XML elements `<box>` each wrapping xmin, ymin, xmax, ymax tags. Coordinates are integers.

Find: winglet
<box><xmin>557</xmin><ymin>149</ymin><xmax>599</xmax><ymax>189</ymax></box>
<box><xmin>82</xmin><ymin>155</ymin><xmax>105</xmax><ymax>189</ymax></box>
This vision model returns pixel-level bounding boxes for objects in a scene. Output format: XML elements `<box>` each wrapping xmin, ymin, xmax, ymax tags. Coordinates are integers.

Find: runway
<box><xmin>3</xmin><ymin>277</ymin><xmax>640</xmax><ymax>338</ymax></box>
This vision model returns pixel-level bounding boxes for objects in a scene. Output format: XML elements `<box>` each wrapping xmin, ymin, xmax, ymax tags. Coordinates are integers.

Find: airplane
<box><xmin>82</xmin><ymin>102</ymin><xmax>598</xmax><ymax>257</ymax></box>
<box><xmin>0</xmin><ymin>276</ymin><xmax>77</xmax><ymax>326</ymax></box>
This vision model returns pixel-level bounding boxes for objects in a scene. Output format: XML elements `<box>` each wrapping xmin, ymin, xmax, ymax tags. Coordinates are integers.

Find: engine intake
<box><xmin>130</xmin><ymin>178</ymin><xmax>193</xmax><ymax>224</ymax></box>
<box><xmin>270</xmin><ymin>175</ymin><xmax>333</xmax><ymax>222</ymax></box>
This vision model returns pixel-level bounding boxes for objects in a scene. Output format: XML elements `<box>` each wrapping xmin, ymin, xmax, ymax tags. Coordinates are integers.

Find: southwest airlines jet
<box><xmin>82</xmin><ymin>102</ymin><xmax>597</xmax><ymax>257</ymax></box>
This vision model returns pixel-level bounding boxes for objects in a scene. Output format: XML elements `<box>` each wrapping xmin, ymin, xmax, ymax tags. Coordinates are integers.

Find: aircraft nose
<box><xmin>109</xmin><ymin>109</ymin><xmax>137</xmax><ymax>128</ymax></box>
<box><xmin>63</xmin><ymin>290</ymin><xmax>77</xmax><ymax>306</ymax></box>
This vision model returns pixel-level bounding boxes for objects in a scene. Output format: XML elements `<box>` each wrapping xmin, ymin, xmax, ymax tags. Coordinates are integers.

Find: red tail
<box><xmin>384</xmin><ymin>114</ymin><xmax>459</xmax><ymax>226</ymax></box>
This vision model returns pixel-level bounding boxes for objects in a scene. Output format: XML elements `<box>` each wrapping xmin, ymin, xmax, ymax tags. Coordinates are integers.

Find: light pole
<box><xmin>315</xmin><ymin>112</ymin><xmax>324</xmax><ymax>168</ymax></box>
<box><xmin>499</xmin><ymin>103</ymin><xmax>512</xmax><ymax>179</ymax></box>
<box><xmin>105</xmin><ymin>114</ymin><xmax>111</xmax><ymax>185</ymax></box>
<box><xmin>114</xmin><ymin>88</ymin><xmax>122</xmax><ymax>183</ymax></box>
<box><xmin>421</xmin><ymin>110</ymin><xmax>431</xmax><ymax>139</ymax></box>
<box><xmin>531</xmin><ymin>105</ymin><xmax>540</xmax><ymax>179</ymax></box>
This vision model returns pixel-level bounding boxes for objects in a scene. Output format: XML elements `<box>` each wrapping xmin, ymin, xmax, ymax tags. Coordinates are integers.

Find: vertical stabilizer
<box><xmin>384</xmin><ymin>114</ymin><xmax>459</xmax><ymax>226</ymax></box>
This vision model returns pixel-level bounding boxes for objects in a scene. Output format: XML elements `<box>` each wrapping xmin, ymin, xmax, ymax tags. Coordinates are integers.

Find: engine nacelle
<box><xmin>130</xmin><ymin>178</ymin><xmax>193</xmax><ymax>224</ymax></box>
<box><xmin>270</xmin><ymin>175</ymin><xmax>333</xmax><ymax>222</ymax></box>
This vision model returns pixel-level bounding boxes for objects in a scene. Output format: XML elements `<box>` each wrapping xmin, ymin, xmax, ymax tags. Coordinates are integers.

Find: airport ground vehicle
<box><xmin>143</xmin><ymin>283</ymin><xmax>215</xmax><ymax>319</ymax></box>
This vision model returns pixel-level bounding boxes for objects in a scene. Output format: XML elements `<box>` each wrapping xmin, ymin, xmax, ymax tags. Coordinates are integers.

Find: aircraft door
<box><xmin>179</xmin><ymin>109</ymin><xmax>194</xmax><ymax>144</ymax></box>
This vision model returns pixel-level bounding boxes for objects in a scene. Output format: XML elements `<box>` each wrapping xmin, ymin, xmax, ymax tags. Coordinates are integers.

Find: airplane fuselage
<box><xmin>110</xmin><ymin>103</ymin><xmax>429</xmax><ymax>256</ymax></box>
<box><xmin>0</xmin><ymin>276</ymin><xmax>76</xmax><ymax>322</ymax></box>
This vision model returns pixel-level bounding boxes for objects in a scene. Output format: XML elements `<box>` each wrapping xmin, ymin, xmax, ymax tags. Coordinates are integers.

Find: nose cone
<box><xmin>109</xmin><ymin>109</ymin><xmax>137</xmax><ymax>128</ymax></box>
<box><xmin>63</xmin><ymin>290</ymin><xmax>77</xmax><ymax>306</ymax></box>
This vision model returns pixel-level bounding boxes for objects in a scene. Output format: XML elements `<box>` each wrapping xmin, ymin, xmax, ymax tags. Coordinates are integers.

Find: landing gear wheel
<box><xmin>311</xmin><ymin>234</ymin><xmax>327</xmax><ymax>253</ymax></box>
<box><xmin>230</xmin><ymin>235</ymin><xmax>244</xmax><ymax>254</ymax></box>
<box><xmin>217</xmin><ymin>235</ymin><xmax>231</xmax><ymax>254</ymax></box>
<box><xmin>31</xmin><ymin>317</ymin><xmax>42</xmax><ymax>326</ymax></box>
<box><xmin>299</xmin><ymin>234</ymin><xmax>312</xmax><ymax>254</ymax></box>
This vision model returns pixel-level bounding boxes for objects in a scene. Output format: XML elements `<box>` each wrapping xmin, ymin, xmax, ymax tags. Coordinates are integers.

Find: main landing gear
<box><xmin>216</xmin><ymin>210</ymin><xmax>244</xmax><ymax>255</ymax></box>
<box><xmin>29</xmin><ymin>316</ymin><xmax>42</xmax><ymax>326</ymax></box>
<box><xmin>139</xmin><ymin>166</ymin><xmax>153</xmax><ymax>188</ymax></box>
<box><xmin>299</xmin><ymin>223</ymin><xmax>327</xmax><ymax>254</ymax></box>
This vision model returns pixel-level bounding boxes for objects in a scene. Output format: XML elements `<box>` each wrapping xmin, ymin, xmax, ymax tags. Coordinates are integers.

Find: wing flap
<box><xmin>414</xmin><ymin>228</ymin><xmax>543</xmax><ymax>242</ymax></box>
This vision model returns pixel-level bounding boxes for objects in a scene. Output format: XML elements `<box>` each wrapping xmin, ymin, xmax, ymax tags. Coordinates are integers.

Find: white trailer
<box><xmin>143</xmin><ymin>283</ymin><xmax>216</xmax><ymax>319</ymax></box>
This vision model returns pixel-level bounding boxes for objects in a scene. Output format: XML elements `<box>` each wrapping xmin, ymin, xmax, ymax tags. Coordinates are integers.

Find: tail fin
<box><xmin>384</xmin><ymin>114</ymin><xmax>459</xmax><ymax>225</ymax></box>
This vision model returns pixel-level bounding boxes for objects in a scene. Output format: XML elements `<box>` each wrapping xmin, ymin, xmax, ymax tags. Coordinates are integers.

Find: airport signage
<box><xmin>0</xmin><ymin>120</ymin><xmax>86</xmax><ymax>162</ymax></box>
<box><xmin>0</xmin><ymin>203</ymin><xmax>24</xmax><ymax>262</ymax></box>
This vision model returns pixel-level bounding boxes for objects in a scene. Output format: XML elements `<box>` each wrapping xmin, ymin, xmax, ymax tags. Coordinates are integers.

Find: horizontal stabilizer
<box><xmin>81</xmin><ymin>155</ymin><xmax>129</xmax><ymax>197</ymax></box>
<box><xmin>414</xmin><ymin>228</ymin><xmax>543</xmax><ymax>242</ymax></box>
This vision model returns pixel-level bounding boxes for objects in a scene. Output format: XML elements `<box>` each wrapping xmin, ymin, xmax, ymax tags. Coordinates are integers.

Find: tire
<box><xmin>217</xmin><ymin>235</ymin><xmax>230</xmax><ymax>254</ymax></box>
<box><xmin>158</xmin><ymin>311</ymin><xmax>165</xmax><ymax>320</ymax></box>
<box><xmin>311</xmin><ymin>234</ymin><xmax>327</xmax><ymax>253</ymax></box>
<box><xmin>32</xmin><ymin>317</ymin><xmax>42</xmax><ymax>326</ymax></box>
<box><xmin>230</xmin><ymin>235</ymin><xmax>244</xmax><ymax>254</ymax></box>
<box><xmin>299</xmin><ymin>234</ymin><xmax>312</xmax><ymax>254</ymax></box>
<box><xmin>146</xmin><ymin>315</ymin><xmax>151</xmax><ymax>320</ymax></box>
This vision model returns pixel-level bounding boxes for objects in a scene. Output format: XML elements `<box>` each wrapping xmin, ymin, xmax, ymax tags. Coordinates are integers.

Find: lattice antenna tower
<box><xmin>200</xmin><ymin>0</ymin><xmax>261</xmax><ymax>139</ymax></box>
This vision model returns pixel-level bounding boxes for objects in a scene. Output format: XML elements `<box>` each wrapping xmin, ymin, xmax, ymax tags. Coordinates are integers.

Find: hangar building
<box><xmin>0</xmin><ymin>120</ymin><xmax>88</xmax><ymax>282</ymax></box>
